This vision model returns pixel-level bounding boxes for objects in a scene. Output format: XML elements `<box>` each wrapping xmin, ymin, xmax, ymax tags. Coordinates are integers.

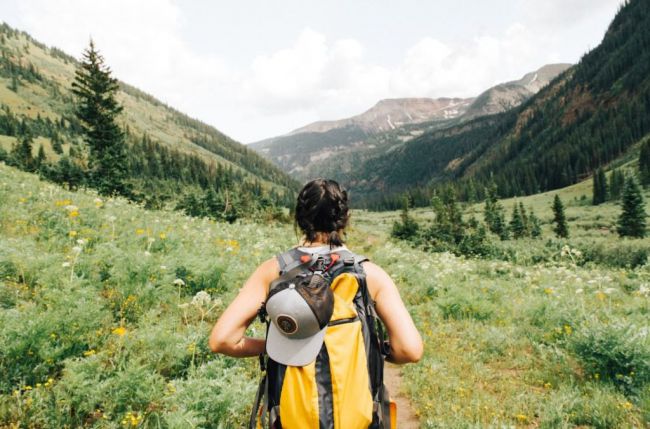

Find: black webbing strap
<box><xmin>249</xmin><ymin>373</ymin><xmax>266</xmax><ymax>429</ymax></box>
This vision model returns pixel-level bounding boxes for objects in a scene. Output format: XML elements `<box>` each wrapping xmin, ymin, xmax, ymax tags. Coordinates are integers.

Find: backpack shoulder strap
<box><xmin>331</xmin><ymin>248</ymin><xmax>369</xmax><ymax>274</ymax></box>
<box><xmin>276</xmin><ymin>247</ymin><xmax>307</xmax><ymax>275</ymax></box>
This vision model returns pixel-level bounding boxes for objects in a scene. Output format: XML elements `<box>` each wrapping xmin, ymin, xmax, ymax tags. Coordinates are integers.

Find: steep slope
<box><xmin>251</xmin><ymin>64</ymin><xmax>568</xmax><ymax>181</ymax></box>
<box><xmin>0</xmin><ymin>23</ymin><xmax>298</xmax><ymax>204</ymax></box>
<box><xmin>352</xmin><ymin>0</ymin><xmax>650</xmax><ymax>208</ymax></box>
<box><xmin>463</xmin><ymin>63</ymin><xmax>571</xmax><ymax>119</ymax></box>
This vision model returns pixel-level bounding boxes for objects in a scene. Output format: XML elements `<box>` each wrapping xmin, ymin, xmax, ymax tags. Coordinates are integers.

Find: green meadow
<box><xmin>1</xmin><ymin>162</ymin><xmax>649</xmax><ymax>428</ymax></box>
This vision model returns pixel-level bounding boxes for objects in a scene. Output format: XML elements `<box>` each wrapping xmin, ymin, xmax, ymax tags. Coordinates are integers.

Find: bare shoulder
<box><xmin>360</xmin><ymin>260</ymin><xmax>394</xmax><ymax>299</ymax></box>
<box><xmin>245</xmin><ymin>256</ymin><xmax>280</xmax><ymax>295</ymax></box>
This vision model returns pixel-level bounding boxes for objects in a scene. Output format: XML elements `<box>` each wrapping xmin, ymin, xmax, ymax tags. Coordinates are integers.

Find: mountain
<box><xmin>290</xmin><ymin>97</ymin><xmax>473</xmax><ymax>135</ymax></box>
<box><xmin>0</xmin><ymin>23</ymin><xmax>298</xmax><ymax>213</ymax></box>
<box><xmin>251</xmin><ymin>64</ymin><xmax>569</xmax><ymax>181</ymax></box>
<box><xmin>463</xmin><ymin>63</ymin><xmax>572</xmax><ymax>119</ymax></box>
<box><xmin>350</xmin><ymin>0</ymin><xmax>650</xmax><ymax>209</ymax></box>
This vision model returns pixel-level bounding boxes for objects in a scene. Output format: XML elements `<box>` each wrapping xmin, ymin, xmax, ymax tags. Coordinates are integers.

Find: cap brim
<box><xmin>266</xmin><ymin>323</ymin><xmax>326</xmax><ymax>366</ymax></box>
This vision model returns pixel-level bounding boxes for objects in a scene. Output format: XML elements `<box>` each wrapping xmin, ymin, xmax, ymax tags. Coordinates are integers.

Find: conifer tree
<box><xmin>391</xmin><ymin>196</ymin><xmax>420</xmax><ymax>240</ymax></box>
<box><xmin>519</xmin><ymin>202</ymin><xmax>529</xmax><ymax>235</ymax></box>
<box><xmin>35</xmin><ymin>144</ymin><xmax>46</xmax><ymax>168</ymax></box>
<box><xmin>10</xmin><ymin>133</ymin><xmax>35</xmax><ymax>171</ymax></box>
<box><xmin>484</xmin><ymin>183</ymin><xmax>509</xmax><ymax>240</ymax></box>
<box><xmin>639</xmin><ymin>139</ymin><xmax>650</xmax><ymax>187</ymax></box>
<box><xmin>72</xmin><ymin>40</ymin><xmax>130</xmax><ymax>196</ymax></box>
<box><xmin>592</xmin><ymin>168</ymin><xmax>607</xmax><ymax>205</ymax></box>
<box><xmin>529</xmin><ymin>209</ymin><xmax>542</xmax><ymax>238</ymax></box>
<box><xmin>509</xmin><ymin>203</ymin><xmax>526</xmax><ymax>239</ymax></box>
<box><xmin>552</xmin><ymin>195</ymin><xmax>569</xmax><ymax>238</ymax></box>
<box><xmin>617</xmin><ymin>176</ymin><xmax>647</xmax><ymax>238</ymax></box>
<box><xmin>608</xmin><ymin>169</ymin><xmax>625</xmax><ymax>200</ymax></box>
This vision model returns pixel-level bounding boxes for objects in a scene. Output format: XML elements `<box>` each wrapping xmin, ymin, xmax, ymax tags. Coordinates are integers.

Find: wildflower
<box><xmin>621</xmin><ymin>401</ymin><xmax>633</xmax><ymax>410</ymax></box>
<box><xmin>575</xmin><ymin>288</ymin><xmax>583</xmax><ymax>294</ymax></box>
<box><xmin>107</xmin><ymin>215</ymin><xmax>117</xmax><ymax>222</ymax></box>
<box><xmin>147</xmin><ymin>237</ymin><xmax>155</xmax><ymax>243</ymax></box>
<box><xmin>94</xmin><ymin>198</ymin><xmax>103</xmax><ymax>207</ymax></box>
<box><xmin>112</xmin><ymin>326</ymin><xmax>127</xmax><ymax>336</ymax></box>
<box><xmin>544</xmin><ymin>287</ymin><xmax>554</xmax><ymax>295</ymax></box>
<box><xmin>191</xmin><ymin>290</ymin><xmax>212</xmax><ymax>307</ymax></box>
<box><xmin>69</xmin><ymin>210</ymin><xmax>79</xmax><ymax>218</ymax></box>
<box><xmin>83</xmin><ymin>349</ymin><xmax>96</xmax><ymax>357</ymax></box>
<box><xmin>515</xmin><ymin>414</ymin><xmax>528</xmax><ymax>423</ymax></box>
<box><xmin>68</xmin><ymin>230</ymin><xmax>77</xmax><ymax>237</ymax></box>
<box><xmin>603</xmin><ymin>287</ymin><xmax>617</xmax><ymax>295</ymax></box>
<box><xmin>76</xmin><ymin>238</ymin><xmax>86</xmax><ymax>246</ymax></box>
<box><xmin>595</xmin><ymin>291</ymin><xmax>607</xmax><ymax>301</ymax></box>
<box><xmin>144</xmin><ymin>251</ymin><xmax>151</xmax><ymax>257</ymax></box>
<box><xmin>160</xmin><ymin>265</ymin><xmax>167</xmax><ymax>270</ymax></box>
<box><xmin>159</xmin><ymin>232</ymin><xmax>166</xmax><ymax>239</ymax></box>
<box><xmin>173</xmin><ymin>278</ymin><xmax>186</xmax><ymax>287</ymax></box>
<box><xmin>135</xmin><ymin>228</ymin><xmax>145</xmax><ymax>235</ymax></box>
<box><xmin>62</xmin><ymin>262</ymin><xmax>71</xmax><ymax>268</ymax></box>
<box><xmin>72</xmin><ymin>246</ymin><xmax>82</xmax><ymax>254</ymax></box>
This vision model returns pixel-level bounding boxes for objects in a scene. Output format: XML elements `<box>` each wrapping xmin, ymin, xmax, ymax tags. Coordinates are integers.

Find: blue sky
<box><xmin>1</xmin><ymin>0</ymin><xmax>624</xmax><ymax>142</ymax></box>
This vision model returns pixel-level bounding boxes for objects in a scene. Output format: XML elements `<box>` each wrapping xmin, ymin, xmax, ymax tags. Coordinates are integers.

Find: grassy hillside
<box><xmin>0</xmin><ymin>22</ymin><xmax>298</xmax><ymax>204</ymax></box>
<box><xmin>1</xmin><ymin>160</ymin><xmax>648</xmax><ymax>427</ymax></box>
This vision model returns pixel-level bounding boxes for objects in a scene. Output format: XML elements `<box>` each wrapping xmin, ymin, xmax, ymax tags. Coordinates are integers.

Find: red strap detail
<box><xmin>330</xmin><ymin>254</ymin><xmax>340</xmax><ymax>262</ymax></box>
<box><xmin>300</xmin><ymin>255</ymin><xmax>311</xmax><ymax>263</ymax></box>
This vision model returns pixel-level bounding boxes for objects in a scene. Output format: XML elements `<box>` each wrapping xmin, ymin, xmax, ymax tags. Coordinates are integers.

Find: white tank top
<box><xmin>296</xmin><ymin>244</ymin><xmax>348</xmax><ymax>255</ymax></box>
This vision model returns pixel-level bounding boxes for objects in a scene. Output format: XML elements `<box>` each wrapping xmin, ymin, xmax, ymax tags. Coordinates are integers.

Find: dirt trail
<box><xmin>384</xmin><ymin>363</ymin><xmax>420</xmax><ymax>428</ymax></box>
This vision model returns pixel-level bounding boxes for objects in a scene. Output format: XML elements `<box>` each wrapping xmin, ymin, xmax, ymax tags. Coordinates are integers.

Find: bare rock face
<box><xmin>290</xmin><ymin>97</ymin><xmax>474</xmax><ymax>135</ymax></box>
<box><xmin>463</xmin><ymin>63</ymin><xmax>571</xmax><ymax>119</ymax></box>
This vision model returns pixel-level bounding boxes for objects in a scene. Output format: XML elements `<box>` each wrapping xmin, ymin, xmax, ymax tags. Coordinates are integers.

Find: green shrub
<box><xmin>569</xmin><ymin>320</ymin><xmax>650</xmax><ymax>395</ymax></box>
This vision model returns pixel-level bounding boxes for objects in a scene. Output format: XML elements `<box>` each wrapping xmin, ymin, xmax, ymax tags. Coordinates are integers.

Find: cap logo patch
<box><xmin>276</xmin><ymin>314</ymin><xmax>298</xmax><ymax>334</ymax></box>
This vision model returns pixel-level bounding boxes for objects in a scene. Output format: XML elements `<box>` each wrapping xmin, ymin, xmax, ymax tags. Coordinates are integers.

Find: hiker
<box><xmin>209</xmin><ymin>178</ymin><xmax>423</xmax><ymax>428</ymax></box>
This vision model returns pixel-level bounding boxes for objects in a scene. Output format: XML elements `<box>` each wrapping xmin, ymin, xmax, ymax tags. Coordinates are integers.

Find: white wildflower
<box><xmin>72</xmin><ymin>246</ymin><xmax>82</xmax><ymax>254</ymax></box>
<box><xmin>173</xmin><ymin>278</ymin><xmax>186</xmax><ymax>287</ymax></box>
<box><xmin>191</xmin><ymin>291</ymin><xmax>212</xmax><ymax>307</ymax></box>
<box><xmin>62</xmin><ymin>262</ymin><xmax>71</xmax><ymax>268</ymax></box>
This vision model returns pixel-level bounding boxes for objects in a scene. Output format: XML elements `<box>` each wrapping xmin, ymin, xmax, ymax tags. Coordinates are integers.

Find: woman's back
<box><xmin>208</xmin><ymin>178</ymin><xmax>422</xmax><ymax>428</ymax></box>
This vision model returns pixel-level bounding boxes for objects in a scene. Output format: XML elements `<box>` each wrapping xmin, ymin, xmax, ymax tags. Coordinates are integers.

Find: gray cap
<box><xmin>265</xmin><ymin>285</ymin><xmax>327</xmax><ymax>366</ymax></box>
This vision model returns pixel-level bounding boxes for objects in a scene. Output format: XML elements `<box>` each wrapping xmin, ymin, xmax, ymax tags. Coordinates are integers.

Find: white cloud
<box><xmin>5</xmin><ymin>0</ymin><xmax>624</xmax><ymax>142</ymax></box>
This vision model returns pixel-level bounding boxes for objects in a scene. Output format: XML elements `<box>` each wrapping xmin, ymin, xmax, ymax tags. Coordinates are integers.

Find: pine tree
<box><xmin>71</xmin><ymin>40</ymin><xmax>130</xmax><ymax>197</ymax></box>
<box><xmin>639</xmin><ymin>139</ymin><xmax>650</xmax><ymax>187</ymax></box>
<box><xmin>617</xmin><ymin>176</ymin><xmax>647</xmax><ymax>238</ymax></box>
<box><xmin>36</xmin><ymin>144</ymin><xmax>46</xmax><ymax>168</ymax></box>
<box><xmin>483</xmin><ymin>183</ymin><xmax>509</xmax><ymax>240</ymax></box>
<box><xmin>608</xmin><ymin>169</ymin><xmax>625</xmax><ymax>200</ymax></box>
<box><xmin>529</xmin><ymin>209</ymin><xmax>542</xmax><ymax>238</ymax></box>
<box><xmin>552</xmin><ymin>195</ymin><xmax>569</xmax><ymax>238</ymax></box>
<box><xmin>592</xmin><ymin>168</ymin><xmax>607</xmax><ymax>205</ymax></box>
<box><xmin>509</xmin><ymin>203</ymin><xmax>526</xmax><ymax>239</ymax></box>
<box><xmin>10</xmin><ymin>133</ymin><xmax>35</xmax><ymax>171</ymax></box>
<box><xmin>391</xmin><ymin>196</ymin><xmax>420</xmax><ymax>240</ymax></box>
<box><xmin>519</xmin><ymin>202</ymin><xmax>529</xmax><ymax>236</ymax></box>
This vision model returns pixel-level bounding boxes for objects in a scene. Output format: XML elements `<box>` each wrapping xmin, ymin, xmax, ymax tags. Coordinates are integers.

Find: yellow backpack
<box><xmin>250</xmin><ymin>247</ymin><xmax>394</xmax><ymax>429</ymax></box>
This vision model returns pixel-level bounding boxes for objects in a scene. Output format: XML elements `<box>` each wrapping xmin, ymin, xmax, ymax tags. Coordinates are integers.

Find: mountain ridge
<box><xmin>250</xmin><ymin>63</ymin><xmax>571</xmax><ymax>182</ymax></box>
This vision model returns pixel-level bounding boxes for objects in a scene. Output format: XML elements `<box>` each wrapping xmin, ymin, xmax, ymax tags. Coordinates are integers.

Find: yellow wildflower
<box><xmin>68</xmin><ymin>230</ymin><xmax>77</xmax><ymax>237</ymax></box>
<box><xmin>112</xmin><ymin>326</ymin><xmax>127</xmax><ymax>336</ymax></box>
<box><xmin>135</xmin><ymin>228</ymin><xmax>145</xmax><ymax>235</ymax></box>
<box><xmin>159</xmin><ymin>232</ymin><xmax>166</xmax><ymax>239</ymax></box>
<box><xmin>69</xmin><ymin>210</ymin><xmax>79</xmax><ymax>218</ymax></box>
<box><xmin>83</xmin><ymin>349</ymin><xmax>96</xmax><ymax>357</ymax></box>
<box><xmin>515</xmin><ymin>414</ymin><xmax>528</xmax><ymax>423</ymax></box>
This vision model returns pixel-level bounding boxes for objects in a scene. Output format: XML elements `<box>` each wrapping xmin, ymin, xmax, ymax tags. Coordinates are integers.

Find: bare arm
<box><xmin>363</xmin><ymin>261</ymin><xmax>423</xmax><ymax>364</ymax></box>
<box><xmin>208</xmin><ymin>257</ymin><xmax>278</xmax><ymax>357</ymax></box>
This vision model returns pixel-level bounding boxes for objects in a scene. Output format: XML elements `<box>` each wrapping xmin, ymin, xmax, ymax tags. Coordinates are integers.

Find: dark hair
<box><xmin>295</xmin><ymin>178</ymin><xmax>350</xmax><ymax>247</ymax></box>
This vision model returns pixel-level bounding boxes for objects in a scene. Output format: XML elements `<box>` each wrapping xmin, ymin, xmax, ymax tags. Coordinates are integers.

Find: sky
<box><xmin>1</xmin><ymin>0</ymin><xmax>625</xmax><ymax>143</ymax></box>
